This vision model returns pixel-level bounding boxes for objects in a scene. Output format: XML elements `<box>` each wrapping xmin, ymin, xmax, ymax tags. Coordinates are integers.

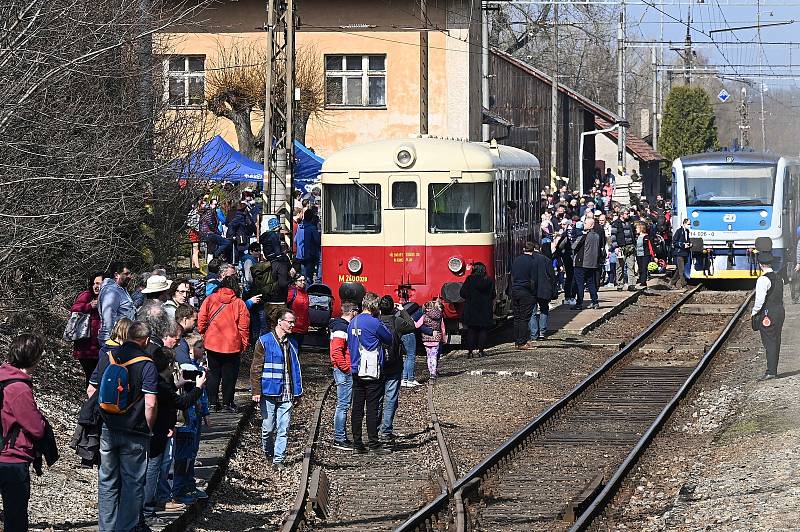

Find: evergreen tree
<box><xmin>658</xmin><ymin>86</ymin><xmax>719</xmax><ymax>162</ymax></box>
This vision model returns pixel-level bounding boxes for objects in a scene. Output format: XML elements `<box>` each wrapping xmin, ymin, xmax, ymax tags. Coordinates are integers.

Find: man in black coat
<box><xmin>530</xmin><ymin>244</ymin><xmax>556</xmax><ymax>340</ymax></box>
<box><xmin>573</xmin><ymin>218</ymin><xmax>601</xmax><ymax>310</ymax></box>
<box><xmin>668</xmin><ymin>218</ymin><xmax>691</xmax><ymax>289</ymax></box>
<box><xmin>510</xmin><ymin>242</ymin><xmax>537</xmax><ymax>349</ymax></box>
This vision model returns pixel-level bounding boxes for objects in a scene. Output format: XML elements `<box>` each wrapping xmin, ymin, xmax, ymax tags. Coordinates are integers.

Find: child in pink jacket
<box><xmin>415</xmin><ymin>300</ymin><xmax>447</xmax><ymax>379</ymax></box>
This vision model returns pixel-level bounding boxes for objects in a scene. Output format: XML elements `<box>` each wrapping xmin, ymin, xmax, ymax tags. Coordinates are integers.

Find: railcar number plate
<box><xmin>691</xmin><ymin>231</ymin><xmax>716</xmax><ymax>238</ymax></box>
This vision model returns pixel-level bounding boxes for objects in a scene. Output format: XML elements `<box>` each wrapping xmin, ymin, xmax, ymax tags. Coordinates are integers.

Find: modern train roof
<box><xmin>321</xmin><ymin>135</ymin><xmax>539</xmax><ymax>174</ymax></box>
<box><xmin>678</xmin><ymin>151</ymin><xmax>780</xmax><ymax>165</ymax></box>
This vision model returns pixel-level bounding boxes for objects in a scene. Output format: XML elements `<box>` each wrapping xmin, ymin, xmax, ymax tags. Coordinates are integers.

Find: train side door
<box><xmin>385</xmin><ymin>176</ymin><xmax>426</xmax><ymax>286</ymax></box>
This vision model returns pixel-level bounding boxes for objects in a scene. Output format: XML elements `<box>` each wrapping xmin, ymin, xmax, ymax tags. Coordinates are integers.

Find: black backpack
<box><xmin>0</xmin><ymin>378</ymin><xmax>32</xmax><ymax>450</ymax></box>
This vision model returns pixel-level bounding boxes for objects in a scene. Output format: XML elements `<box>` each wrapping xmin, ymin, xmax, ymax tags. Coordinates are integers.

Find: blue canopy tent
<box><xmin>181</xmin><ymin>135</ymin><xmax>323</xmax><ymax>190</ymax></box>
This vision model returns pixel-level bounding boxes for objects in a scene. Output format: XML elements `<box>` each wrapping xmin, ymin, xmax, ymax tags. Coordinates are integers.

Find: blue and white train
<box><xmin>671</xmin><ymin>151</ymin><xmax>800</xmax><ymax>279</ymax></box>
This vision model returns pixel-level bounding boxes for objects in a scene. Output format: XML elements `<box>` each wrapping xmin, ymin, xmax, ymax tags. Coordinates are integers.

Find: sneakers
<box><xmin>190</xmin><ymin>488</ymin><xmax>208</xmax><ymax>499</ymax></box>
<box><xmin>332</xmin><ymin>439</ymin><xmax>355</xmax><ymax>451</ymax></box>
<box><xmin>145</xmin><ymin>516</ymin><xmax>168</xmax><ymax>528</ymax></box>
<box><xmin>369</xmin><ymin>445</ymin><xmax>391</xmax><ymax>456</ymax></box>
<box><xmin>272</xmin><ymin>462</ymin><xmax>286</xmax><ymax>472</ymax></box>
<box><xmin>173</xmin><ymin>494</ymin><xmax>196</xmax><ymax>505</ymax></box>
<box><xmin>353</xmin><ymin>444</ymin><xmax>368</xmax><ymax>455</ymax></box>
<box><xmin>758</xmin><ymin>373</ymin><xmax>777</xmax><ymax>381</ymax></box>
<box><xmin>570</xmin><ymin>304</ymin><xmax>583</xmax><ymax>311</ymax></box>
<box><xmin>563</xmin><ymin>298</ymin><xmax>576</xmax><ymax>305</ymax></box>
<box><xmin>537</xmin><ymin>333</ymin><xmax>546</xmax><ymax>340</ymax></box>
<box><xmin>406</xmin><ymin>380</ymin><xmax>423</xmax><ymax>388</ymax></box>
<box><xmin>589</xmin><ymin>302</ymin><xmax>600</xmax><ymax>309</ymax></box>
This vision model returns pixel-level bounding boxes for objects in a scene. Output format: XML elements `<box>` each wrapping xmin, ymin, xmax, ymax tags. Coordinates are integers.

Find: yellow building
<box><xmin>159</xmin><ymin>0</ymin><xmax>482</xmax><ymax>158</ymax></box>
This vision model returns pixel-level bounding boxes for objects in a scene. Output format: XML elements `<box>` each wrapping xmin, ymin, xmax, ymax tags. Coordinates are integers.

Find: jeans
<box><xmin>207</xmin><ymin>351</ymin><xmax>240</xmax><ymax>406</ymax></box>
<box><xmin>98</xmin><ymin>426</ymin><xmax>149</xmax><ymax>532</ymax></box>
<box><xmin>172</xmin><ymin>427</ymin><xmax>197</xmax><ymax>498</ymax></box>
<box><xmin>574</xmin><ymin>267</ymin><xmax>599</xmax><ymax>307</ymax></box>
<box><xmin>511</xmin><ymin>287</ymin><xmax>535</xmax><ymax>346</ymax></box>
<box><xmin>401</xmin><ymin>333</ymin><xmax>417</xmax><ymax>381</ymax></box>
<box><xmin>528</xmin><ymin>298</ymin><xmax>550</xmax><ymax>339</ymax></box>
<box><xmin>670</xmin><ymin>255</ymin><xmax>688</xmax><ymax>287</ymax></box>
<box><xmin>202</xmin><ymin>233</ymin><xmax>232</xmax><ymax>261</ymax></box>
<box><xmin>379</xmin><ymin>372</ymin><xmax>402</xmax><ymax>437</ymax></box>
<box><xmin>351</xmin><ymin>375</ymin><xmax>384</xmax><ymax>447</ymax></box>
<box><xmin>157</xmin><ymin>437</ymin><xmax>173</xmax><ymax>502</ymax></box>
<box><xmin>332</xmin><ymin>368</ymin><xmax>352</xmax><ymax>442</ymax></box>
<box><xmin>0</xmin><ymin>462</ymin><xmax>30</xmax><ymax>532</ymax></box>
<box><xmin>260</xmin><ymin>396</ymin><xmax>293</xmax><ymax>463</ymax></box>
<box><xmin>143</xmin><ymin>450</ymin><xmax>166</xmax><ymax>518</ymax></box>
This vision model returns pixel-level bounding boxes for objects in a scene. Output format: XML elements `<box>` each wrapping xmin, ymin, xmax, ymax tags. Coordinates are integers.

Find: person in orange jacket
<box><xmin>198</xmin><ymin>275</ymin><xmax>250</xmax><ymax>413</ymax></box>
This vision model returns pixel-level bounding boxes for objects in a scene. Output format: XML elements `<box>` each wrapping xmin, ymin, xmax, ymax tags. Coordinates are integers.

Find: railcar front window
<box><xmin>684</xmin><ymin>164</ymin><xmax>776</xmax><ymax>206</ymax></box>
<box><xmin>324</xmin><ymin>184</ymin><xmax>381</xmax><ymax>233</ymax></box>
<box><xmin>428</xmin><ymin>182</ymin><xmax>493</xmax><ymax>233</ymax></box>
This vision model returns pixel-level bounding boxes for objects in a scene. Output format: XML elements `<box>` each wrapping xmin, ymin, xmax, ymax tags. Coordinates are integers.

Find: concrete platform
<box><xmin>547</xmin><ymin>285</ymin><xmax>644</xmax><ymax>336</ymax></box>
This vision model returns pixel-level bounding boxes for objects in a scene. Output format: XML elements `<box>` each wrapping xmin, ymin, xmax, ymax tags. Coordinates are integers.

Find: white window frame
<box><xmin>324</xmin><ymin>54</ymin><xmax>386</xmax><ymax>109</ymax></box>
<box><xmin>163</xmin><ymin>55</ymin><xmax>206</xmax><ymax>108</ymax></box>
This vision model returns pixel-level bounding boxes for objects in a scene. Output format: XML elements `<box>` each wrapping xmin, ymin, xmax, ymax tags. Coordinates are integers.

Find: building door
<box><xmin>384</xmin><ymin>176</ymin><xmax>426</xmax><ymax>287</ymax></box>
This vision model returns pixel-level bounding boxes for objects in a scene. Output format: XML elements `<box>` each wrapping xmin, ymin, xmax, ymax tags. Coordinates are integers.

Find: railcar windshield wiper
<box><xmin>349</xmin><ymin>178</ymin><xmax>379</xmax><ymax>201</ymax></box>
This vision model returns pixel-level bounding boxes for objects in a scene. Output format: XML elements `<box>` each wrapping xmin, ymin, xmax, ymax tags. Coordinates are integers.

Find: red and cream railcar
<box><xmin>320</xmin><ymin>136</ymin><xmax>540</xmax><ymax>326</ymax></box>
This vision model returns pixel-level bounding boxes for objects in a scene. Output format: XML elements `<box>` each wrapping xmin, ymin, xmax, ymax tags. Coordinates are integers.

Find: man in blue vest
<box><xmin>249</xmin><ymin>309</ymin><xmax>303</xmax><ymax>471</ymax></box>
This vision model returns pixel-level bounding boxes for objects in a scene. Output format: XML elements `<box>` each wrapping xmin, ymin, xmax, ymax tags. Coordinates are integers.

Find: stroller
<box><xmin>307</xmin><ymin>284</ymin><xmax>334</xmax><ymax>327</ymax></box>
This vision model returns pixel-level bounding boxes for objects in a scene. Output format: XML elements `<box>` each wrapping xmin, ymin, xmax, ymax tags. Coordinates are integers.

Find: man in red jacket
<box><xmin>0</xmin><ymin>334</ymin><xmax>47</xmax><ymax>532</ymax></box>
<box><xmin>328</xmin><ymin>301</ymin><xmax>358</xmax><ymax>450</ymax></box>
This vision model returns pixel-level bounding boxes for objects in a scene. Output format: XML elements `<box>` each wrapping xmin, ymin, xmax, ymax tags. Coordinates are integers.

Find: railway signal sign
<box><xmin>717</xmin><ymin>89</ymin><xmax>731</xmax><ymax>103</ymax></box>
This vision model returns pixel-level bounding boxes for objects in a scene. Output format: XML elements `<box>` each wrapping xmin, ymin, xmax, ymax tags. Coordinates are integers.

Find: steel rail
<box><xmin>570</xmin><ymin>290</ymin><xmax>754</xmax><ymax>530</ymax></box>
<box><xmin>281</xmin><ymin>381</ymin><xmax>334</xmax><ymax>532</ymax></box>
<box><xmin>427</xmin><ymin>380</ymin><xmax>466</xmax><ymax>529</ymax></box>
<box><xmin>395</xmin><ymin>286</ymin><xmax>700</xmax><ymax>532</ymax></box>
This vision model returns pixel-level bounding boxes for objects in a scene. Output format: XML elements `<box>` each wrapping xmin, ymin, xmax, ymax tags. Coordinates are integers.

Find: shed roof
<box><xmin>596</xmin><ymin>117</ymin><xmax>666</xmax><ymax>162</ymax></box>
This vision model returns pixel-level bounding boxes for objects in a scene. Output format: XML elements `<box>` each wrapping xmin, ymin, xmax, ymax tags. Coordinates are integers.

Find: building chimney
<box><xmin>640</xmin><ymin>109</ymin><xmax>650</xmax><ymax>139</ymax></box>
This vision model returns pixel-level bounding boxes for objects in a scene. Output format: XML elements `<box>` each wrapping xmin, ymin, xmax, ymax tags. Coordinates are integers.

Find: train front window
<box><xmin>685</xmin><ymin>164</ymin><xmax>776</xmax><ymax>206</ymax></box>
<box><xmin>324</xmin><ymin>183</ymin><xmax>381</xmax><ymax>233</ymax></box>
<box><xmin>428</xmin><ymin>182</ymin><xmax>493</xmax><ymax>233</ymax></box>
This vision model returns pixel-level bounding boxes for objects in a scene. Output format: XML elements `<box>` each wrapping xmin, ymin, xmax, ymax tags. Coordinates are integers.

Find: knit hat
<box><xmin>268</xmin><ymin>217</ymin><xmax>280</xmax><ymax>231</ymax></box>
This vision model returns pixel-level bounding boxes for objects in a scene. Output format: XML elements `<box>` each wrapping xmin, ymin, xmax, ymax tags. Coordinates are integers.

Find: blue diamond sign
<box><xmin>718</xmin><ymin>89</ymin><xmax>730</xmax><ymax>103</ymax></box>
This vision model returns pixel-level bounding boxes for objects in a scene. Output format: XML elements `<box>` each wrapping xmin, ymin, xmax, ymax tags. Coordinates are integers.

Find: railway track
<box><xmin>280</xmin><ymin>379</ymin><xmax>461</xmax><ymax>531</ymax></box>
<box><xmin>397</xmin><ymin>287</ymin><xmax>753</xmax><ymax>532</ymax></box>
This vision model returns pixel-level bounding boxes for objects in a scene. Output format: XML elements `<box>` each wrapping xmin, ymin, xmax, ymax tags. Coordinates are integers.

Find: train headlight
<box><xmin>691</xmin><ymin>211</ymin><xmax>700</xmax><ymax>218</ymax></box>
<box><xmin>448</xmin><ymin>257</ymin><xmax>464</xmax><ymax>274</ymax></box>
<box><xmin>395</xmin><ymin>146</ymin><xmax>416</xmax><ymax>168</ymax></box>
<box><xmin>347</xmin><ymin>257</ymin><xmax>363</xmax><ymax>274</ymax></box>
<box><xmin>760</xmin><ymin>210</ymin><xmax>769</xmax><ymax>218</ymax></box>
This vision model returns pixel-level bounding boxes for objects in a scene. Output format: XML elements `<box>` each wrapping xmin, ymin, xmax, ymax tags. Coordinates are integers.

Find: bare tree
<box><xmin>205</xmin><ymin>41</ymin><xmax>327</xmax><ymax>160</ymax></box>
<box><xmin>0</xmin><ymin>0</ymin><xmax>208</xmax><ymax>329</ymax></box>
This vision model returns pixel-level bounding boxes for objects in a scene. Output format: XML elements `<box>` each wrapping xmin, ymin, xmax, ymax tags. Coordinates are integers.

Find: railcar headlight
<box><xmin>448</xmin><ymin>257</ymin><xmax>464</xmax><ymax>273</ymax></box>
<box><xmin>347</xmin><ymin>257</ymin><xmax>363</xmax><ymax>274</ymax></box>
<box><xmin>395</xmin><ymin>145</ymin><xmax>416</xmax><ymax>168</ymax></box>
<box><xmin>760</xmin><ymin>210</ymin><xmax>769</xmax><ymax>218</ymax></box>
<box><xmin>691</xmin><ymin>211</ymin><xmax>700</xmax><ymax>218</ymax></box>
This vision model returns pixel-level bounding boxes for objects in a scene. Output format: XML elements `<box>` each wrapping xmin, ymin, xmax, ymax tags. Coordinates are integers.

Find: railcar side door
<box><xmin>385</xmin><ymin>175</ymin><xmax>426</xmax><ymax>287</ymax></box>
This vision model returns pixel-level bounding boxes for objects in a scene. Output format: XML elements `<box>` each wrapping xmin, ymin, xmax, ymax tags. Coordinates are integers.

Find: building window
<box><xmin>325</xmin><ymin>55</ymin><xmax>386</xmax><ymax>108</ymax></box>
<box><xmin>164</xmin><ymin>55</ymin><xmax>205</xmax><ymax>107</ymax></box>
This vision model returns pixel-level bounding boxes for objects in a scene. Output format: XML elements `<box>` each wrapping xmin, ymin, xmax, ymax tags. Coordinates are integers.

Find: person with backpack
<box><xmin>249</xmin><ymin>309</ymin><xmax>303</xmax><ymax>470</ymax></box>
<box><xmin>286</xmin><ymin>274</ymin><xmax>310</xmax><ymax>348</ymax></box>
<box><xmin>198</xmin><ymin>275</ymin><xmax>250</xmax><ymax>413</ymax></box>
<box><xmin>0</xmin><ymin>334</ymin><xmax>48</xmax><ymax>532</ymax></box>
<box><xmin>348</xmin><ymin>292</ymin><xmax>393</xmax><ymax>455</ymax></box>
<box><xmin>377</xmin><ymin>295</ymin><xmax>415</xmax><ymax>442</ymax></box>
<box><xmin>89</xmin><ymin>321</ymin><xmax>158</xmax><ymax>532</ymax></box>
<box><xmin>295</xmin><ymin>209</ymin><xmax>321</xmax><ymax>282</ymax></box>
<box><xmin>259</xmin><ymin>217</ymin><xmax>283</xmax><ymax>260</ymax></box>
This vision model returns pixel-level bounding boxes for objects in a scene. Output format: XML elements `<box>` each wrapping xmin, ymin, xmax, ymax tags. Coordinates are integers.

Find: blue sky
<box><xmin>627</xmin><ymin>1</ymin><xmax>800</xmax><ymax>89</ymax></box>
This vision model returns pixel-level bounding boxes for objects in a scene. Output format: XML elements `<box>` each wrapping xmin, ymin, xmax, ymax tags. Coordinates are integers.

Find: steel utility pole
<box><xmin>482</xmin><ymin>1</ymin><xmax>490</xmax><ymax>141</ymax></box>
<box><xmin>651</xmin><ymin>45</ymin><xmax>658</xmax><ymax>151</ymax></box>
<box><xmin>263</xmin><ymin>0</ymin><xmax>295</xmax><ymax>220</ymax></box>
<box><xmin>739</xmin><ymin>86</ymin><xmax>751</xmax><ymax>148</ymax></box>
<box><xmin>757</xmin><ymin>5</ymin><xmax>767</xmax><ymax>150</ymax></box>
<box><xmin>420</xmin><ymin>0</ymin><xmax>429</xmax><ymax>134</ymax></box>
<box><xmin>616</xmin><ymin>2</ymin><xmax>626</xmax><ymax>174</ymax></box>
<box><xmin>550</xmin><ymin>0</ymin><xmax>558</xmax><ymax>185</ymax></box>
<box><xmin>683</xmin><ymin>13</ymin><xmax>692</xmax><ymax>84</ymax></box>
